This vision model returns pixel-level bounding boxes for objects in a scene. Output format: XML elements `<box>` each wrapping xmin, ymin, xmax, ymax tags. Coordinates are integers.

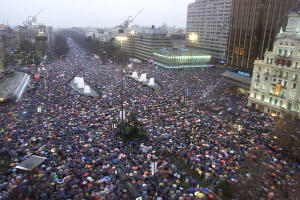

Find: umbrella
<box><xmin>203</xmin><ymin>188</ymin><xmax>209</xmax><ymax>193</ymax></box>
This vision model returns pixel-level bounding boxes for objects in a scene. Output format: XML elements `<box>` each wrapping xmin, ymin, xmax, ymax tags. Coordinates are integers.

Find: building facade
<box><xmin>248</xmin><ymin>11</ymin><xmax>300</xmax><ymax>118</ymax></box>
<box><xmin>186</xmin><ymin>0</ymin><xmax>232</xmax><ymax>61</ymax></box>
<box><xmin>153</xmin><ymin>48</ymin><xmax>211</xmax><ymax>68</ymax></box>
<box><xmin>227</xmin><ymin>0</ymin><xmax>298</xmax><ymax>74</ymax></box>
<box><xmin>123</xmin><ymin>28</ymin><xmax>171</xmax><ymax>61</ymax></box>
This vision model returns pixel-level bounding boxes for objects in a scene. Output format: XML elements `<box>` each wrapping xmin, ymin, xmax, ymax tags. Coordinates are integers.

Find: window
<box><xmin>280</xmin><ymin>100</ymin><xmax>283</xmax><ymax>107</ymax></box>
<box><xmin>254</xmin><ymin>93</ymin><xmax>257</xmax><ymax>99</ymax></box>
<box><xmin>283</xmin><ymin>81</ymin><xmax>287</xmax><ymax>88</ymax></box>
<box><xmin>269</xmin><ymin>97</ymin><xmax>273</xmax><ymax>103</ymax></box>
<box><xmin>284</xmin><ymin>50</ymin><xmax>288</xmax><ymax>56</ymax></box>
<box><xmin>292</xmin><ymin>83</ymin><xmax>296</xmax><ymax>89</ymax></box>
<box><xmin>278</xmin><ymin>49</ymin><xmax>282</xmax><ymax>55</ymax></box>
<box><xmin>257</xmin><ymin>74</ymin><xmax>260</xmax><ymax>79</ymax></box>
<box><xmin>262</xmin><ymin>95</ymin><xmax>265</xmax><ymax>101</ymax></box>
<box><xmin>288</xmin><ymin>102</ymin><xmax>292</xmax><ymax>110</ymax></box>
<box><xmin>293</xmin><ymin>74</ymin><xmax>298</xmax><ymax>81</ymax></box>
<box><xmin>264</xmin><ymin>76</ymin><xmax>268</xmax><ymax>83</ymax></box>
<box><xmin>270</xmin><ymin>58</ymin><xmax>273</xmax><ymax>64</ymax></box>
<box><xmin>289</xmin><ymin>51</ymin><xmax>293</xmax><ymax>57</ymax></box>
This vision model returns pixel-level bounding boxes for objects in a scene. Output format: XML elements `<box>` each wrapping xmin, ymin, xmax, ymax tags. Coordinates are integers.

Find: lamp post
<box><xmin>116</xmin><ymin>36</ymin><xmax>128</xmax><ymax>49</ymax></box>
<box><xmin>188</xmin><ymin>33</ymin><xmax>198</xmax><ymax>67</ymax></box>
<box><xmin>121</xmin><ymin>69</ymin><xmax>125</xmax><ymax>124</ymax></box>
<box><xmin>116</xmin><ymin>36</ymin><xmax>128</xmax><ymax>64</ymax></box>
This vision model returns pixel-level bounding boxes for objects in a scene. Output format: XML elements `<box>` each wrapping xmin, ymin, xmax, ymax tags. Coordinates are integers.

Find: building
<box><xmin>186</xmin><ymin>0</ymin><xmax>232</xmax><ymax>62</ymax></box>
<box><xmin>153</xmin><ymin>48</ymin><xmax>211</xmax><ymax>68</ymax></box>
<box><xmin>84</xmin><ymin>28</ymin><xmax>104</xmax><ymax>40</ymax></box>
<box><xmin>248</xmin><ymin>10</ymin><xmax>300</xmax><ymax>118</ymax></box>
<box><xmin>227</xmin><ymin>0</ymin><xmax>298</xmax><ymax>74</ymax></box>
<box><xmin>19</xmin><ymin>17</ymin><xmax>54</xmax><ymax>53</ymax></box>
<box><xmin>123</xmin><ymin>27</ymin><xmax>171</xmax><ymax>61</ymax></box>
<box><xmin>0</xmin><ymin>25</ymin><xmax>19</xmax><ymax>71</ymax></box>
<box><xmin>170</xmin><ymin>33</ymin><xmax>186</xmax><ymax>49</ymax></box>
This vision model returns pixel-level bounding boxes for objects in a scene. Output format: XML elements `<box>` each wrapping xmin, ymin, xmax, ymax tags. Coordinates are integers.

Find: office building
<box><xmin>123</xmin><ymin>28</ymin><xmax>171</xmax><ymax>61</ymax></box>
<box><xmin>227</xmin><ymin>0</ymin><xmax>298</xmax><ymax>74</ymax></box>
<box><xmin>186</xmin><ymin>0</ymin><xmax>232</xmax><ymax>62</ymax></box>
<box><xmin>248</xmin><ymin>10</ymin><xmax>300</xmax><ymax>118</ymax></box>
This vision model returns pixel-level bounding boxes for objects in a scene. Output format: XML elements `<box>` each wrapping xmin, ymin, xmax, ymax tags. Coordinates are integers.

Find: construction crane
<box><xmin>118</xmin><ymin>9</ymin><xmax>143</xmax><ymax>33</ymax></box>
<box><xmin>20</xmin><ymin>9</ymin><xmax>44</xmax><ymax>32</ymax></box>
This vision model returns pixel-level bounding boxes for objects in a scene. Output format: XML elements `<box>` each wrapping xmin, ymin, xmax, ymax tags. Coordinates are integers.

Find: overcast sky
<box><xmin>0</xmin><ymin>0</ymin><xmax>194</xmax><ymax>28</ymax></box>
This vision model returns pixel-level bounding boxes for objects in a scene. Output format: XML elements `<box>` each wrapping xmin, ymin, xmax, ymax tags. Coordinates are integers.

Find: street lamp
<box><xmin>116</xmin><ymin>36</ymin><xmax>128</xmax><ymax>64</ymax></box>
<box><xmin>130</xmin><ymin>30</ymin><xmax>135</xmax><ymax>35</ymax></box>
<box><xmin>188</xmin><ymin>33</ymin><xmax>198</xmax><ymax>67</ymax></box>
<box><xmin>116</xmin><ymin>36</ymin><xmax>128</xmax><ymax>49</ymax></box>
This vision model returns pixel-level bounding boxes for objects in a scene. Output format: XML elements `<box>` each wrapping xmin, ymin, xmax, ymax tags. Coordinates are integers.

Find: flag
<box><xmin>274</xmin><ymin>84</ymin><xmax>282</xmax><ymax>95</ymax></box>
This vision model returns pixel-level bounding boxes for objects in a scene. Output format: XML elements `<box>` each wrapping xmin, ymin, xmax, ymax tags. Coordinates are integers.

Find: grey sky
<box><xmin>0</xmin><ymin>0</ymin><xmax>194</xmax><ymax>28</ymax></box>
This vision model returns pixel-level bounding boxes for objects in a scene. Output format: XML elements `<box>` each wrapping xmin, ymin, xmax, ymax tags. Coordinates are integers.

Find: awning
<box><xmin>222</xmin><ymin>71</ymin><xmax>251</xmax><ymax>90</ymax></box>
<box><xmin>16</xmin><ymin>155</ymin><xmax>46</xmax><ymax>171</ymax></box>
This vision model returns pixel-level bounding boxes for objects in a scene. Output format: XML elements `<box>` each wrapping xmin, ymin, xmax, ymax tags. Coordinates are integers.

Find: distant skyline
<box><xmin>0</xmin><ymin>0</ymin><xmax>194</xmax><ymax>28</ymax></box>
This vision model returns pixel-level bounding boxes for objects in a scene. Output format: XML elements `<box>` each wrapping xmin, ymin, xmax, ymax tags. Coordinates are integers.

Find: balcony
<box><xmin>275</xmin><ymin>56</ymin><xmax>292</xmax><ymax>67</ymax></box>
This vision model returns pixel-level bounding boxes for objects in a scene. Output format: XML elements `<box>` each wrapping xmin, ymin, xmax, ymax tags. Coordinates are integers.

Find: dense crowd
<box><xmin>0</xmin><ymin>39</ymin><xmax>298</xmax><ymax>200</ymax></box>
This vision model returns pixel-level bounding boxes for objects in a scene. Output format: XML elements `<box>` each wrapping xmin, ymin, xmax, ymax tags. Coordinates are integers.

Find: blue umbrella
<box><xmin>203</xmin><ymin>188</ymin><xmax>209</xmax><ymax>193</ymax></box>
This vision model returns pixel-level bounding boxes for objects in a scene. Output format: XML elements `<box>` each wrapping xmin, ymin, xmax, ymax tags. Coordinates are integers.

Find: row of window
<box><xmin>278</xmin><ymin>41</ymin><xmax>294</xmax><ymax>47</ymax></box>
<box><xmin>253</xmin><ymin>93</ymin><xmax>298</xmax><ymax>110</ymax></box>
<box><xmin>266</xmin><ymin>56</ymin><xmax>300</xmax><ymax>69</ymax></box>
<box><xmin>256</xmin><ymin>72</ymin><xmax>298</xmax><ymax>84</ymax></box>
<box><xmin>277</xmin><ymin>49</ymin><xmax>293</xmax><ymax>57</ymax></box>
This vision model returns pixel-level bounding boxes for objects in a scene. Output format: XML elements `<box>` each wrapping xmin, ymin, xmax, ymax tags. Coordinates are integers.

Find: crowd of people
<box><xmin>0</xmin><ymin>38</ymin><xmax>298</xmax><ymax>200</ymax></box>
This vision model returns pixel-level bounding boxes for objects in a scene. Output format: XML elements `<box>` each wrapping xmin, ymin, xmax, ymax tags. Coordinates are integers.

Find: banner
<box><xmin>275</xmin><ymin>84</ymin><xmax>282</xmax><ymax>95</ymax></box>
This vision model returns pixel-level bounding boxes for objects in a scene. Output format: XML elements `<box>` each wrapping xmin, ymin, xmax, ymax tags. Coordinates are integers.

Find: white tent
<box><xmin>148</xmin><ymin>78</ymin><xmax>155</xmax><ymax>86</ymax></box>
<box><xmin>140</xmin><ymin>74</ymin><xmax>147</xmax><ymax>82</ymax></box>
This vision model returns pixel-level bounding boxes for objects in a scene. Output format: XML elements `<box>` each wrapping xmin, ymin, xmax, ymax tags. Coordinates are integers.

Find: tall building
<box><xmin>227</xmin><ymin>0</ymin><xmax>298</xmax><ymax>74</ymax></box>
<box><xmin>248</xmin><ymin>10</ymin><xmax>300</xmax><ymax>118</ymax></box>
<box><xmin>123</xmin><ymin>28</ymin><xmax>171</xmax><ymax>61</ymax></box>
<box><xmin>186</xmin><ymin>0</ymin><xmax>232</xmax><ymax>62</ymax></box>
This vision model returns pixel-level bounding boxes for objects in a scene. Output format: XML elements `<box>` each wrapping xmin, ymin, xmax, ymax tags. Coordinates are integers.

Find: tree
<box><xmin>3</xmin><ymin>53</ymin><xmax>16</xmax><ymax>66</ymax></box>
<box><xmin>32</xmin><ymin>51</ymin><xmax>43</xmax><ymax>65</ymax></box>
<box><xmin>235</xmin><ymin>148</ymin><xmax>269</xmax><ymax>199</ymax></box>
<box><xmin>271</xmin><ymin>113</ymin><xmax>300</xmax><ymax>162</ymax></box>
<box><xmin>118</xmin><ymin>112</ymin><xmax>148</xmax><ymax>143</ymax></box>
<box><xmin>54</xmin><ymin>35</ymin><xmax>69</xmax><ymax>57</ymax></box>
